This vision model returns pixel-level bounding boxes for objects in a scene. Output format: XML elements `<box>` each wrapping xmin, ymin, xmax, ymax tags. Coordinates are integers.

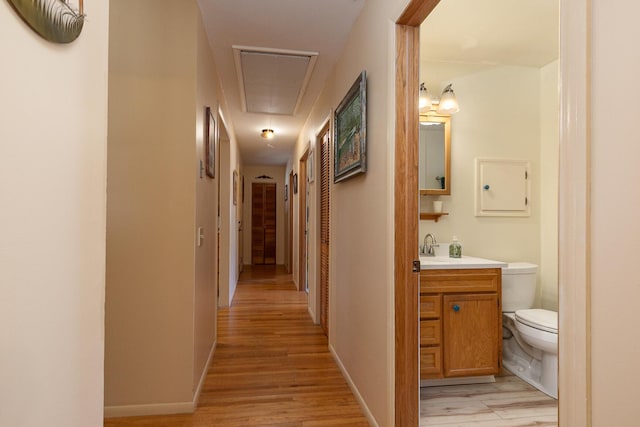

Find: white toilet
<box><xmin>501</xmin><ymin>263</ymin><xmax>558</xmax><ymax>399</ymax></box>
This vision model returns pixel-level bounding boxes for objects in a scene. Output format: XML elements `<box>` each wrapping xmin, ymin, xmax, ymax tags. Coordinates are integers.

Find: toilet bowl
<box><xmin>501</xmin><ymin>263</ymin><xmax>558</xmax><ymax>399</ymax></box>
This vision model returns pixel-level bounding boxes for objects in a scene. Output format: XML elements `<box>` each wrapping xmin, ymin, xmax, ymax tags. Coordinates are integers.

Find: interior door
<box><xmin>251</xmin><ymin>182</ymin><xmax>276</xmax><ymax>265</ymax></box>
<box><xmin>320</xmin><ymin>128</ymin><xmax>331</xmax><ymax>335</ymax></box>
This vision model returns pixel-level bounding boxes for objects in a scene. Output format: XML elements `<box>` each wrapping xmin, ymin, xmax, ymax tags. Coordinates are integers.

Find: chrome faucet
<box><xmin>423</xmin><ymin>233</ymin><xmax>438</xmax><ymax>256</ymax></box>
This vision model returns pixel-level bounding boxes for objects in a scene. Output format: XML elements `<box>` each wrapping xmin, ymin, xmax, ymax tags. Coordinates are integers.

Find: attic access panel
<box><xmin>475</xmin><ymin>158</ymin><xmax>531</xmax><ymax>217</ymax></box>
<box><xmin>233</xmin><ymin>46</ymin><xmax>318</xmax><ymax>115</ymax></box>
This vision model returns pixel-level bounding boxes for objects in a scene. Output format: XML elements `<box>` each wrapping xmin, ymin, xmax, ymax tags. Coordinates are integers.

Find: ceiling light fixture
<box><xmin>419</xmin><ymin>82</ymin><xmax>432</xmax><ymax>112</ymax></box>
<box><xmin>419</xmin><ymin>83</ymin><xmax>461</xmax><ymax>115</ymax></box>
<box><xmin>261</xmin><ymin>128</ymin><xmax>275</xmax><ymax>139</ymax></box>
<box><xmin>436</xmin><ymin>84</ymin><xmax>460</xmax><ymax>115</ymax></box>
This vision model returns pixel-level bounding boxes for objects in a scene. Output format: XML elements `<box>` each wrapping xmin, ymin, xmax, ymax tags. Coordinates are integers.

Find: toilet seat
<box><xmin>515</xmin><ymin>309</ymin><xmax>557</xmax><ymax>334</ymax></box>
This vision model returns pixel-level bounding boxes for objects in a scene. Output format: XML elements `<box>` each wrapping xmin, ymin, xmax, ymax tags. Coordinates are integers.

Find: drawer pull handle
<box><xmin>483</xmin><ymin>184</ymin><xmax>490</xmax><ymax>190</ymax></box>
<box><xmin>452</xmin><ymin>304</ymin><xmax>460</xmax><ymax>312</ymax></box>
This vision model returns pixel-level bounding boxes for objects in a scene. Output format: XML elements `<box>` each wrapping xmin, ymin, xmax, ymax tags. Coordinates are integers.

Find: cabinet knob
<box><xmin>453</xmin><ymin>304</ymin><xmax>460</xmax><ymax>312</ymax></box>
<box><xmin>483</xmin><ymin>184</ymin><xmax>490</xmax><ymax>190</ymax></box>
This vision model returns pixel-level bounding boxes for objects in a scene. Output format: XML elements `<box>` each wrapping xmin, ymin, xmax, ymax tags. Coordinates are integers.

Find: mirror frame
<box><xmin>419</xmin><ymin>113</ymin><xmax>451</xmax><ymax>195</ymax></box>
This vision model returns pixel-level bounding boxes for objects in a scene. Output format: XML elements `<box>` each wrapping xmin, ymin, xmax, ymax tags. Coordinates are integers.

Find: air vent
<box><xmin>233</xmin><ymin>46</ymin><xmax>318</xmax><ymax>115</ymax></box>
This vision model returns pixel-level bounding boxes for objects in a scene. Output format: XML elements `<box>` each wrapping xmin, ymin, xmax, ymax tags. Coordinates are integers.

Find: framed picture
<box><xmin>293</xmin><ymin>173</ymin><xmax>298</xmax><ymax>194</ymax></box>
<box><xmin>334</xmin><ymin>70</ymin><xmax>367</xmax><ymax>183</ymax></box>
<box><xmin>308</xmin><ymin>147</ymin><xmax>315</xmax><ymax>183</ymax></box>
<box><xmin>205</xmin><ymin>106</ymin><xmax>217</xmax><ymax>179</ymax></box>
<box><xmin>233</xmin><ymin>170</ymin><xmax>238</xmax><ymax>205</ymax></box>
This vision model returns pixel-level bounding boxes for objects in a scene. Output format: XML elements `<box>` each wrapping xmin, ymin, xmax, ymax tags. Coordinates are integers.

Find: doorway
<box><xmin>298</xmin><ymin>149</ymin><xmax>309</xmax><ymax>292</ymax></box>
<box><xmin>394</xmin><ymin>0</ymin><xmax>590</xmax><ymax>425</ymax></box>
<box><xmin>251</xmin><ymin>182</ymin><xmax>277</xmax><ymax>265</ymax></box>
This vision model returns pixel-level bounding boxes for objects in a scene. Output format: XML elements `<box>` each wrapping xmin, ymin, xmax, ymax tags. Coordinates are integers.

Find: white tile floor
<box><xmin>420</xmin><ymin>373</ymin><xmax>558</xmax><ymax>426</ymax></box>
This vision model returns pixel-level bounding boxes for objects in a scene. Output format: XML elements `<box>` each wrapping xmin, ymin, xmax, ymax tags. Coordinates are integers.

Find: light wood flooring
<box><xmin>420</xmin><ymin>373</ymin><xmax>558</xmax><ymax>426</ymax></box>
<box><xmin>104</xmin><ymin>265</ymin><xmax>369</xmax><ymax>427</ymax></box>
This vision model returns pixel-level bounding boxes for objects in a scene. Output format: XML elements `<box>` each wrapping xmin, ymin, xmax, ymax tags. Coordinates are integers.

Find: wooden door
<box><xmin>298</xmin><ymin>150</ymin><xmax>308</xmax><ymax>291</ymax></box>
<box><xmin>320</xmin><ymin>128</ymin><xmax>330</xmax><ymax>335</ymax></box>
<box><xmin>251</xmin><ymin>182</ymin><xmax>277</xmax><ymax>265</ymax></box>
<box><xmin>287</xmin><ymin>172</ymin><xmax>293</xmax><ymax>273</ymax></box>
<box><xmin>442</xmin><ymin>294</ymin><xmax>500</xmax><ymax>377</ymax></box>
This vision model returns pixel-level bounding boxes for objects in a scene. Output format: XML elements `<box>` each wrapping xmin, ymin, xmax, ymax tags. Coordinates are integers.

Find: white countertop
<box><xmin>420</xmin><ymin>255</ymin><xmax>507</xmax><ymax>270</ymax></box>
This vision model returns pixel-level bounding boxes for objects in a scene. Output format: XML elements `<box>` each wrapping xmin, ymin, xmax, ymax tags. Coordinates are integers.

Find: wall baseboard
<box><xmin>307</xmin><ymin>306</ymin><xmax>317</xmax><ymax>324</ymax></box>
<box><xmin>105</xmin><ymin>340</ymin><xmax>217</xmax><ymax>418</ymax></box>
<box><xmin>193</xmin><ymin>340</ymin><xmax>217</xmax><ymax>407</ymax></box>
<box><xmin>328</xmin><ymin>345</ymin><xmax>379</xmax><ymax>427</ymax></box>
<box><xmin>104</xmin><ymin>401</ymin><xmax>194</xmax><ymax>418</ymax></box>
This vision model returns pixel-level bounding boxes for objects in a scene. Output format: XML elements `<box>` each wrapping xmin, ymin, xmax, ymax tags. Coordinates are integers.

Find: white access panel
<box><xmin>475</xmin><ymin>158</ymin><xmax>530</xmax><ymax>217</ymax></box>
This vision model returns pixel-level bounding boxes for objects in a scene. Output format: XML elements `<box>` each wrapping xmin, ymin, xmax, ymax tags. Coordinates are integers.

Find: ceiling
<box><xmin>198</xmin><ymin>0</ymin><xmax>365</xmax><ymax>166</ymax></box>
<box><xmin>197</xmin><ymin>0</ymin><xmax>558</xmax><ymax>166</ymax></box>
<box><xmin>420</xmin><ymin>0</ymin><xmax>559</xmax><ymax>88</ymax></box>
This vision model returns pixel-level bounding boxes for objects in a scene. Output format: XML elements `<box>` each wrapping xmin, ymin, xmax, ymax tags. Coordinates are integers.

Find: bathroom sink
<box><xmin>419</xmin><ymin>255</ymin><xmax>507</xmax><ymax>270</ymax></box>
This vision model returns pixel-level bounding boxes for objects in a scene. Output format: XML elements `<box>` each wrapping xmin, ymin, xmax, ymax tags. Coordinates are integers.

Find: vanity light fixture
<box><xmin>436</xmin><ymin>84</ymin><xmax>460</xmax><ymax>115</ymax></box>
<box><xmin>261</xmin><ymin>128</ymin><xmax>275</xmax><ymax>139</ymax></box>
<box><xmin>419</xmin><ymin>82</ymin><xmax>432</xmax><ymax>112</ymax></box>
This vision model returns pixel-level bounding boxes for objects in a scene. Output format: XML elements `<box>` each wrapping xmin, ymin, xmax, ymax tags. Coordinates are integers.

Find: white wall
<box><xmin>539</xmin><ymin>60</ymin><xmax>559</xmax><ymax>311</ymax></box>
<box><xmin>193</xmin><ymin>9</ymin><xmax>220</xmax><ymax>394</ymax></box>
<box><xmin>242</xmin><ymin>165</ymin><xmax>287</xmax><ymax>266</ymax></box>
<box><xmin>0</xmin><ymin>1</ymin><xmax>109</xmax><ymax>426</ymax></box>
<box><xmin>289</xmin><ymin>0</ymin><xmax>412</xmax><ymax>424</ymax></box>
<box><xmin>591</xmin><ymin>1</ymin><xmax>640</xmax><ymax>424</ymax></box>
<box><xmin>105</xmin><ymin>0</ymin><xmax>223</xmax><ymax>415</ymax></box>
<box><xmin>419</xmin><ymin>65</ymin><xmax>543</xmax><ymax>267</ymax></box>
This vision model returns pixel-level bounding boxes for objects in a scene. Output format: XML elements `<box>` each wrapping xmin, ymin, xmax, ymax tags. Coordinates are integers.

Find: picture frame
<box><xmin>293</xmin><ymin>173</ymin><xmax>298</xmax><ymax>194</ymax></box>
<box><xmin>205</xmin><ymin>106</ymin><xmax>217</xmax><ymax>179</ymax></box>
<box><xmin>308</xmin><ymin>146</ymin><xmax>315</xmax><ymax>183</ymax></box>
<box><xmin>233</xmin><ymin>170</ymin><xmax>238</xmax><ymax>206</ymax></box>
<box><xmin>334</xmin><ymin>70</ymin><xmax>367</xmax><ymax>183</ymax></box>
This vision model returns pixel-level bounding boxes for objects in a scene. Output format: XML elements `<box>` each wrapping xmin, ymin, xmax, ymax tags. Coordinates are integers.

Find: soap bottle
<box><xmin>449</xmin><ymin>236</ymin><xmax>462</xmax><ymax>258</ymax></box>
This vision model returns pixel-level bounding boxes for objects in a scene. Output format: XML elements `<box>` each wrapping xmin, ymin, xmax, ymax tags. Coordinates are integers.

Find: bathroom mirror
<box><xmin>419</xmin><ymin>114</ymin><xmax>451</xmax><ymax>195</ymax></box>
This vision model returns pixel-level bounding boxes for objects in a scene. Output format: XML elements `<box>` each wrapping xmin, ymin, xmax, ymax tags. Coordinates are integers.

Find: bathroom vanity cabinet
<box><xmin>419</xmin><ymin>267</ymin><xmax>502</xmax><ymax>380</ymax></box>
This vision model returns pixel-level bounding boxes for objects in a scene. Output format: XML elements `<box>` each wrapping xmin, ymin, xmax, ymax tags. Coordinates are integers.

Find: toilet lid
<box><xmin>515</xmin><ymin>309</ymin><xmax>558</xmax><ymax>334</ymax></box>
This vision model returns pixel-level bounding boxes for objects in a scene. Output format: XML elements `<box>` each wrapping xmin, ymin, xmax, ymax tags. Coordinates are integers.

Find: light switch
<box><xmin>197</xmin><ymin>227</ymin><xmax>205</xmax><ymax>247</ymax></box>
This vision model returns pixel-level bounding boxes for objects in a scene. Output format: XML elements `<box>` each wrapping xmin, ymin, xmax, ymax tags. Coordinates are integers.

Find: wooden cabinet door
<box><xmin>251</xmin><ymin>183</ymin><xmax>276</xmax><ymax>265</ymax></box>
<box><xmin>442</xmin><ymin>294</ymin><xmax>500</xmax><ymax>377</ymax></box>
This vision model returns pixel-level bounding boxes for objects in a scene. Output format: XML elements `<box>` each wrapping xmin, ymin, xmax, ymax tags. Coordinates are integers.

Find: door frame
<box><xmin>287</xmin><ymin>171</ymin><xmax>294</xmax><ymax>273</ymax></box>
<box><xmin>298</xmin><ymin>148</ymin><xmax>309</xmax><ymax>292</ymax></box>
<box><xmin>393</xmin><ymin>0</ymin><xmax>591</xmax><ymax>425</ymax></box>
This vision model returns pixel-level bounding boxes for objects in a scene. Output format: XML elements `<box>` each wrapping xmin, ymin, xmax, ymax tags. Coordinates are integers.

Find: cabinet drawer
<box><xmin>420</xmin><ymin>268</ymin><xmax>500</xmax><ymax>293</ymax></box>
<box><xmin>420</xmin><ymin>346</ymin><xmax>442</xmax><ymax>378</ymax></box>
<box><xmin>420</xmin><ymin>320</ymin><xmax>441</xmax><ymax>345</ymax></box>
<box><xmin>420</xmin><ymin>295</ymin><xmax>441</xmax><ymax>319</ymax></box>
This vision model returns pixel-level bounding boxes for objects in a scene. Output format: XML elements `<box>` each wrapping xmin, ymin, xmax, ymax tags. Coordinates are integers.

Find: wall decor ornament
<box><xmin>334</xmin><ymin>70</ymin><xmax>367</xmax><ymax>183</ymax></box>
<box><xmin>7</xmin><ymin>0</ymin><xmax>85</xmax><ymax>44</ymax></box>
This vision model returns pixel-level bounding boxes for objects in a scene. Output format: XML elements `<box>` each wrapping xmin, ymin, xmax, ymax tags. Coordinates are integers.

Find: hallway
<box><xmin>104</xmin><ymin>266</ymin><xmax>368</xmax><ymax>426</ymax></box>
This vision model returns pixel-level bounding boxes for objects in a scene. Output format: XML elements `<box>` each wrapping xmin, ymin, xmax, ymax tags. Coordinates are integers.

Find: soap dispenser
<box><xmin>449</xmin><ymin>236</ymin><xmax>462</xmax><ymax>258</ymax></box>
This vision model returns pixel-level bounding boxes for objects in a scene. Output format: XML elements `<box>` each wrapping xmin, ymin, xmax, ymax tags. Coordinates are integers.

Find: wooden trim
<box><xmin>558</xmin><ymin>0</ymin><xmax>591</xmax><ymax>424</ymax></box>
<box><xmin>396</xmin><ymin>0</ymin><xmax>440</xmax><ymax>26</ymax></box>
<box><xmin>394</xmin><ymin>22</ymin><xmax>420</xmax><ymax>427</ymax></box>
<box><xmin>287</xmin><ymin>171</ymin><xmax>294</xmax><ymax>273</ymax></box>
<box><xmin>298</xmin><ymin>148</ymin><xmax>309</xmax><ymax>292</ymax></box>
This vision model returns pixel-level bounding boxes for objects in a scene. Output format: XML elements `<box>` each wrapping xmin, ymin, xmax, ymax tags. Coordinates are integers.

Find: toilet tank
<box><xmin>501</xmin><ymin>262</ymin><xmax>538</xmax><ymax>312</ymax></box>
